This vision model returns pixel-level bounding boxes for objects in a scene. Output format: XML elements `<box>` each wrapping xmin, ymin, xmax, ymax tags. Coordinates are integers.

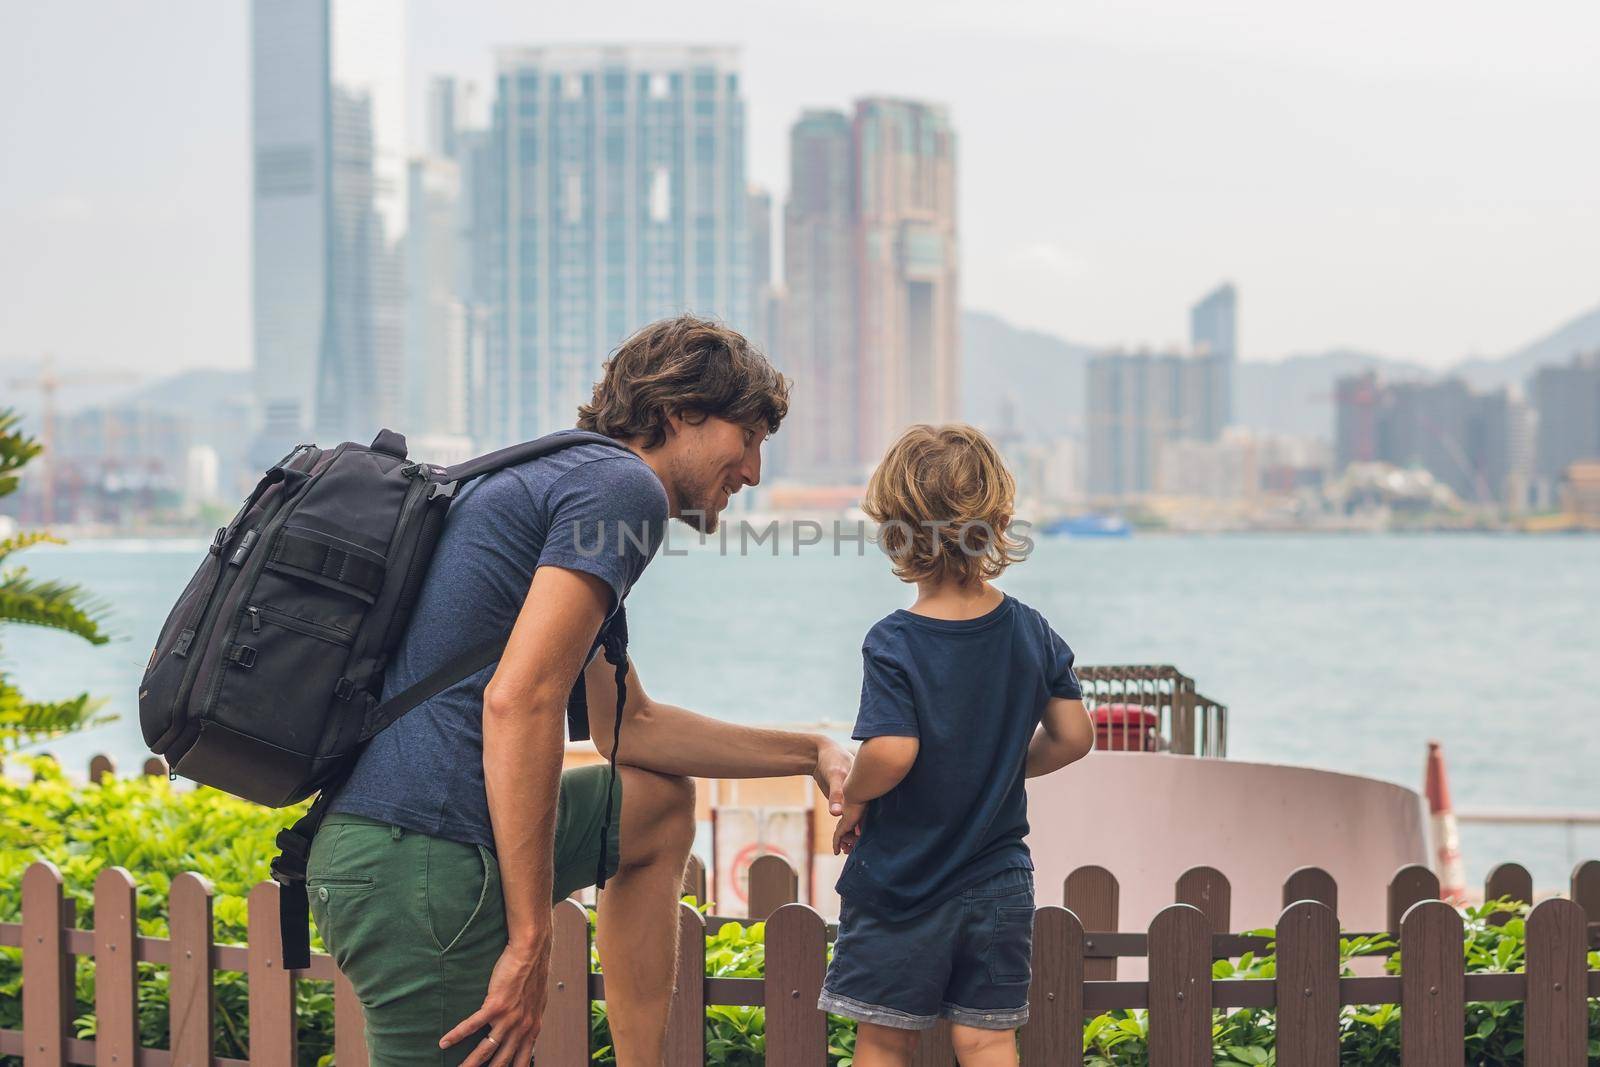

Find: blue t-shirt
<box><xmin>835</xmin><ymin>594</ymin><xmax>1083</xmax><ymax>919</ymax></box>
<box><xmin>330</xmin><ymin>433</ymin><xmax>669</xmax><ymax>851</ymax></box>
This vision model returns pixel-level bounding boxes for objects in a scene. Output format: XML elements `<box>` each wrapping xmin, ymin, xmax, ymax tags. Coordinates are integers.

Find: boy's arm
<box><xmin>843</xmin><ymin>735</ymin><xmax>921</xmax><ymax>803</ymax></box>
<box><xmin>1025</xmin><ymin>697</ymin><xmax>1094</xmax><ymax>777</ymax></box>
<box><xmin>832</xmin><ymin>735</ymin><xmax>919</xmax><ymax>855</ymax></box>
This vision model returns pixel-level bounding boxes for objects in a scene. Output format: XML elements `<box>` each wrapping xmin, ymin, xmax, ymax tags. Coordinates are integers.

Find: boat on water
<box><xmin>1042</xmin><ymin>513</ymin><xmax>1133</xmax><ymax>537</ymax></box>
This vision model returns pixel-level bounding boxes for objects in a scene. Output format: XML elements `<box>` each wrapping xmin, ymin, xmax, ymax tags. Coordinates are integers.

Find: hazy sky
<box><xmin>3</xmin><ymin>0</ymin><xmax>1598</xmax><ymax>380</ymax></box>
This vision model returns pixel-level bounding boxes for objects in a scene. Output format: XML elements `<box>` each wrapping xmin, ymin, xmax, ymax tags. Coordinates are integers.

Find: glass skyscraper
<box><xmin>1189</xmin><ymin>282</ymin><xmax>1237</xmax><ymax>440</ymax></box>
<box><xmin>485</xmin><ymin>45</ymin><xmax>749</xmax><ymax>443</ymax></box>
<box><xmin>251</xmin><ymin>0</ymin><xmax>407</xmax><ymax>456</ymax></box>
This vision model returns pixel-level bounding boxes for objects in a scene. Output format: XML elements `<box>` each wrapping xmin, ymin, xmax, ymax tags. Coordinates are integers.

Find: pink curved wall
<box><xmin>1025</xmin><ymin>752</ymin><xmax>1428</xmax><ymax>943</ymax></box>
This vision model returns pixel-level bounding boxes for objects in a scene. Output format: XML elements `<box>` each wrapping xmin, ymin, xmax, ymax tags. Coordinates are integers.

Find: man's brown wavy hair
<box><xmin>863</xmin><ymin>424</ymin><xmax>1027</xmax><ymax>586</ymax></box>
<box><xmin>577</xmin><ymin>316</ymin><xmax>789</xmax><ymax>448</ymax></box>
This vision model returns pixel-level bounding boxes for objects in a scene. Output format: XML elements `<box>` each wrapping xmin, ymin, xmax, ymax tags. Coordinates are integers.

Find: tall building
<box><xmin>1333</xmin><ymin>374</ymin><xmax>1514</xmax><ymax>506</ymax></box>
<box><xmin>780</xmin><ymin>110</ymin><xmax>858</xmax><ymax>479</ymax></box>
<box><xmin>1531</xmin><ymin>352</ymin><xmax>1600</xmax><ymax>495</ymax></box>
<box><xmin>1086</xmin><ymin>349</ymin><xmax>1215</xmax><ymax>497</ymax></box>
<box><xmin>402</xmin><ymin>78</ymin><xmax>473</xmax><ymax>450</ymax></box>
<box><xmin>747</xmin><ymin>186</ymin><xmax>775</xmax><ymax>352</ymax></box>
<box><xmin>251</xmin><ymin>0</ymin><xmax>407</xmax><ymax>454</ymax></box>
<box><xmin>1189</xmin><ymin>282</ymin><xmax>1236</xmax><ymax>440</ymax></box>
<box><xmin>454</xmin><ymin>111</ymin><xmax>504</xmax><ymax>447</ymax></box>
<box><xmin>1335</xmin><ymin>372</ymin><xmax>1382</xmax><ymax>470</ymax></box>
<box><xmin>405</xmin><ymin>155</ymin><xmax>469</xmax><ymax>441</ymax></box>
<box><xmin>426</xmin><ymin>74</ymin><xmax>463</xmax><ymax>161</ymax></box>
<box><xmin>486</xmin><ymin>45</ymin><xmax>749</xmax><ymax>443</ymax></box>
<box><xmin>853</xmin><ymin>99</ymin><xmax>960</xmax><ymax>461</ymax></box>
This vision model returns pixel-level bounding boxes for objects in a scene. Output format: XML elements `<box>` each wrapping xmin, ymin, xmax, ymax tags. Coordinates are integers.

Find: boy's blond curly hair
<box><xmin>863</xmin><ymin>424</ymin><xmax>1027</xmax><ymax>586</ymax></box>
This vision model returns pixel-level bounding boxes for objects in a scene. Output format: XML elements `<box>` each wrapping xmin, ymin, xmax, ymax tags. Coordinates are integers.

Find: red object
<box><xmin>1092</xmin><ymin>704</ymin><xmax>1159</xmax><ymax>752</ymax></box>
<box><xmin>1424</xmin><ymin>740</ymin><xmax>1453</xmax><ymax>813</ymax></box>
<box><xmin>1424</xmin><ymin>740</ymin><xmax>1468</xmax><ymax>903</ymax></box>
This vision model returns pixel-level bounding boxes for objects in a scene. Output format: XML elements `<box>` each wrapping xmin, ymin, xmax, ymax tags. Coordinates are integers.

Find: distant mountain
<box><xmin>113</xmin><ymin>368</ymin><xmax>252</xmax><ymax>416</ymax></box>
<box><xmin>961</xmin><ymin>310</ymin><xmax>1099</xmax><ymax>435</ymax></box>
<box><xmin>0</xmin><ymin>362</ymin><xmax>251</xmax><ymax>421</ymax></box>
<box><xmin>1452</xmin><ymin>301</ymin><xmax>1600</xmax><ymax>392</ymax></box>
<box><xmin>0</xmin><ymin>357</ymin><xmax>151</xmax><ymax>424</ymax></box>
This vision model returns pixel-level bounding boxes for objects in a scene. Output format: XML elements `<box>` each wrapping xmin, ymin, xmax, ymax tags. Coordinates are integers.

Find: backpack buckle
<box><xmin>228</xmin><ymin>645</ymin><xmax>258</xmax><ymax>669</ymax></box>
<box><xmin>272</xmin><ymin>828</ymin><xmax>311</xmax><ymax>882</ymax></box>
<box><xmin>334</xmin><ymin>677</ymin><xmax>355</xmax><ymax>701</ymax></box>
<box><xmin>428</xmin><ymin>479</ymin><xmax>460</xmax><ymax>501</ymax></box>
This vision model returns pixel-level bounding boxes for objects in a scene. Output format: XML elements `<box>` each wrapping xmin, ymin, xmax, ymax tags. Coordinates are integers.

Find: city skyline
<box><xmin>6</xmin><ymin>1</ymin><xmax>1600</xmax><ymax>379</ymax></box>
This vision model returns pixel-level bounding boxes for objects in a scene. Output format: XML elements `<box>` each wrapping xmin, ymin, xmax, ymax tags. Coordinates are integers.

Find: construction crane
<box><xmin>6</xmin><ymin>354</ymin><xmax>139</xmax><ymax>524</ymax></box>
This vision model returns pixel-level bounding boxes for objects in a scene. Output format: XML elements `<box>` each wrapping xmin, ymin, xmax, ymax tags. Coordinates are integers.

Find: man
<box><xmin>307</xmin><ymin>316</ymin><xmax>852</xmax><ymax>1065</ymax></box>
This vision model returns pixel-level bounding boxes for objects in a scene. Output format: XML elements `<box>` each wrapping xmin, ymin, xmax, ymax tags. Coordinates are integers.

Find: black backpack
<box><xmin>139</xmin><ymin>428</ymin><xmax>636</xmax><ymax>967</ymax></box>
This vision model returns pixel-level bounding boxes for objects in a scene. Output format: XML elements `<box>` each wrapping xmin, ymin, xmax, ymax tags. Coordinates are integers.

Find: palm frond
<box><xmin>0</xmin><ymin>408</ymin><xmax>43</xmax><ymax>499</ymax></box>
<box><xmin>0</xmin><ymin>531</ymin><xmax>65</xmax><ymax>566</ymax></box>
<box><xmin>0</xmin><ymin>675</ymin><xmax>112</xmax><ymax>751</ymax></box>
<box><xmin>0</xmin><ymin>567</ymin><xmax>111</xmax><ymax>643</ymax></box>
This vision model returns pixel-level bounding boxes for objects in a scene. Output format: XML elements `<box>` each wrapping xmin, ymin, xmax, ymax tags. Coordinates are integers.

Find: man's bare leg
<box><xmin>595</xmin><ymin>766</ymin><xmax>696</xmax><ymax>1066</ymax></box>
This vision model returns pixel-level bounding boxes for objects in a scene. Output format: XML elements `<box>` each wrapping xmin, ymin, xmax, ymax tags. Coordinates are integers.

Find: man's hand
<box><xmin>440</xmin><ymin>933</ymin><xmax>552</xmax><ymax>1066</ymax></box>
<box><xmin>833</xmin><ymin>802</ymin><xmax>866</xmax><ymax>855</ymax></box>
<box><xmin>812</xmin><ymin>736</ymin><xmax>852</xmax><ymax>817</ymax></box>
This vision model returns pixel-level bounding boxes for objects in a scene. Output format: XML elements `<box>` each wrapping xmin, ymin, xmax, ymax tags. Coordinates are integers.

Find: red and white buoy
<box><xmin>1424</xmin><ymin>740</ymin><xmax>1468</xmax><ymax>904</ymax></box>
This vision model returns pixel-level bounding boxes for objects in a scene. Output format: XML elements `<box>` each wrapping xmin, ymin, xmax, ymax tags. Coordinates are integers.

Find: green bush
<box><xmin>0</xmin><ymin>756</ymin><xmax>327</xmax><ymax>1063</ymax></box>
<box><xmin>4</xmin><ymin>762</ymin><xmax>1598</xmax><ymax>1066</ymax></box>
<box><xmin>1084</xmin><ymin>908</ymin><xmax>1600</xmax><ymax>1065</ymax></box>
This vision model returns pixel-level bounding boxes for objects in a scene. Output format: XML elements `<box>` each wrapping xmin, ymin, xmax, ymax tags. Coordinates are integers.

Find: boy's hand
<box><xmin>833</xmin><ymin>802</ymin><xmax>867</xmax><ymax>855</ymax></box>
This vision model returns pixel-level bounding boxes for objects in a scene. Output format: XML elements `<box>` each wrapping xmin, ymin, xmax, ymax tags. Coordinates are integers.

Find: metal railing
<box><xmin>1076</xmin><ymin>665</ymin><xmax>1228</xmax><ymax>757</ymax></box>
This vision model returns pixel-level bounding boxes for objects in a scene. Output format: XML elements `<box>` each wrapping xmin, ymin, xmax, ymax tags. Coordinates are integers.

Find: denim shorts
<box><xmin>818</xmin><ymin>866</ymin><xmax>1035</xmax><ymax>1031</ymax></box>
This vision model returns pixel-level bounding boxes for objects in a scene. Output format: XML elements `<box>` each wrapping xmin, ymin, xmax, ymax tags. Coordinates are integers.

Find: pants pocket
<box><xmin>986</xmin><ymin>905</ymin><xmax>1036</xmax><ymax>984</ymax></box>
<box><xmin>426</xmin><ymin>836</ymin><xmax>492</xmax><ymax>953</ymax></box>
<box><xmin>308</xmin><ymin>880</ymin><xmax>376</xmax><ymax>971</ymax></box>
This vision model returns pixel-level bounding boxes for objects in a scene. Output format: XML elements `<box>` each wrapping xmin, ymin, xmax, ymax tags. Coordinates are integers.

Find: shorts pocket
<box><xmin>986</xmin><ymin>905</ymin><xmax>1036</xmax><ymax>984</ymax></box>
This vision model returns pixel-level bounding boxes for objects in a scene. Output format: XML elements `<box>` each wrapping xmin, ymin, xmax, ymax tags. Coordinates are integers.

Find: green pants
<box><xmin>308</xmin><ymin>764</ymin><xmax>623</xmax><ymax>1064</ymax></box>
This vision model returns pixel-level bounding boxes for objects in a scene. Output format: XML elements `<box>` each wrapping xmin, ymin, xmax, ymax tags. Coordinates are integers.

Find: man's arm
<box><xmin>1025</xmin><ymin>697</ymin><xmax>1095</xmax><ymax>777</ymax></box>
<box><xmin>583</xmin><ymin>653</ymin><xmax>853</xmax><ymax>815</ymax></box>
<box><xmin>440</xmin><ymin>565</ymin><xmax>610</xmax><ymax>1065</ymax></box>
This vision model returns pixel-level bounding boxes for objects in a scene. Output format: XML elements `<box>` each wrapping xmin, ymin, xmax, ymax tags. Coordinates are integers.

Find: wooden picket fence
<box><xmin>5</xmin><ymin>852</ymin><xmax>1599</xmax><ymax>1065</ymax></box>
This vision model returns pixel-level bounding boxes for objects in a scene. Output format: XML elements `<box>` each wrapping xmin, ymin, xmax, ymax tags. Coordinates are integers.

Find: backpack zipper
<box><xmin>247</xmin><ymin>603</ymin><xmax>354</xmax><ymax>645</ymax></box>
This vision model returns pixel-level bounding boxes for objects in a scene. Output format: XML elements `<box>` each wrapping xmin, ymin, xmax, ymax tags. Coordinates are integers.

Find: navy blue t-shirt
<box><xmin>330</xmin><ymin>433</ymin><xmax>669</xmax><ymax>851</ymax></box>
<box><xmin>835</xmin><ymin>594</ymin><xmax>1083</xmax><ymax>919</ymax></box>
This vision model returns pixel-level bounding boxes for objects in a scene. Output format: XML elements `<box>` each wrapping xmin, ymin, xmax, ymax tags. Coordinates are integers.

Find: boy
<box><xmin>819</xmin><ymin>424</ymin><xmax>1095</xmax><ymax>1067</ymax></box>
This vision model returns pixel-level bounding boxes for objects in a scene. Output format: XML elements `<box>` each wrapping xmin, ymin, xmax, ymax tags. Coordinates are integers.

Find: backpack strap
<box><xmin>358</xmin><ymin>638</ymin><xmax>503</xmax><ymax>742</ymax></box>
<box><xmin>270</xmin><ymin>788</ymin><xmax>339</xmax><ymax>971</ymax></box>
<box><xmin>592</xmin><ymin>609</ymin><xmax>629</xmax><ymax>891</ymax></box>
<box><xmin>438</xmin><ymin>430</ymin><xmax>630</xmax><ymax>487</ymax></box>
